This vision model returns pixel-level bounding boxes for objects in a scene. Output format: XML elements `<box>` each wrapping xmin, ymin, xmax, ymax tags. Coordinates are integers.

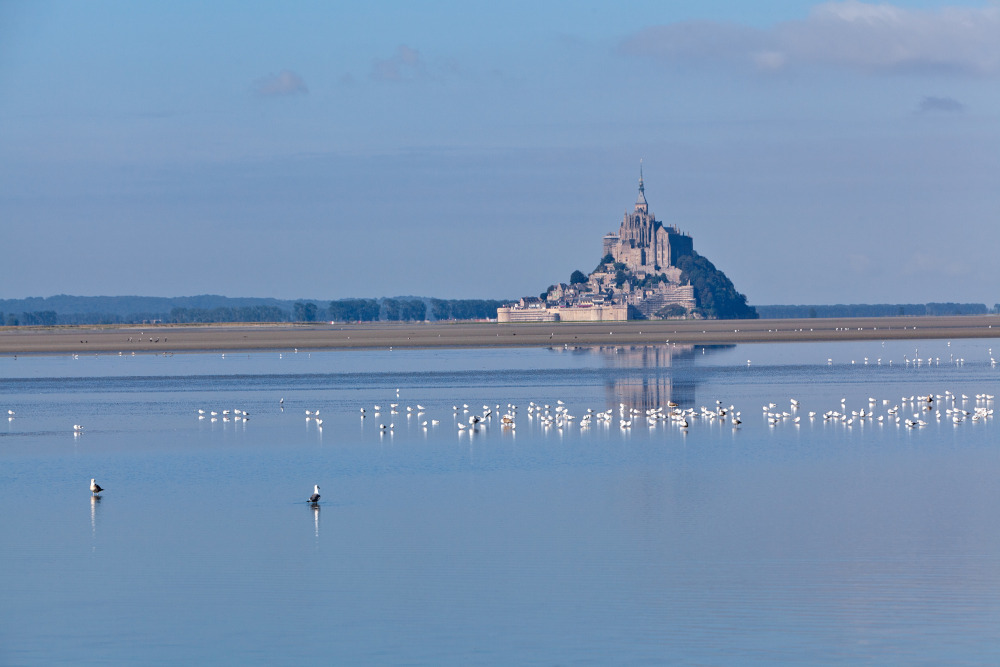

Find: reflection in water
<box><xmin>311</xmin><ymin>503</ymin><xmax>320</xmax><ymax>540</ymax></box>
<box><xmin>90</xmin><ymin>495</ymin><xmax>101</xmax><ymax>551</ymax></box>
<box><xmin>587</xmin><ymin>344</ymin><xmax>732</xmax><ymax>409</ymax></box>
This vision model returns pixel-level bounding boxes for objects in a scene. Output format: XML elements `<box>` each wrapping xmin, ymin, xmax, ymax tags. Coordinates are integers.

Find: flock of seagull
<box><xmin>196</xmin><ymin>408</ymin><xmax>252</xmax><ymax>423</ymax></box>
<box><xmin>353</xmin><ymin>386</ymin><xmax>996</xmax><ymax>437</ymax></box>
<box><xmin>22</xmin><ymin>342</ymin><xmax>998</xmax><ymax>503</ymax></box>
<box><xmin>186</xmin><ymin>380</ymin><xmax>996</xmax><ymax>441</ymax></box>
<box><xmin>763</xmin><ymin>391</ymin><xmax>995</xmax><ymax>428</ymax></box>
<box><xmin>353</xmin><ymin>397</ymin><xmax>743</xmax><ymax>434</ymax></box>
<box><xmin>81</xmin><ymin>384</ymin><xmax>999</xmax><ymax>507</ymax></box>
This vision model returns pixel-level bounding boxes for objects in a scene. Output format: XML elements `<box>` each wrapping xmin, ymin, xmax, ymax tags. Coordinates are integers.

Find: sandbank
<box><xmin>1</xmin><ymin>316</ymin><xmax>999</xmax><ymax>356</ymax></box>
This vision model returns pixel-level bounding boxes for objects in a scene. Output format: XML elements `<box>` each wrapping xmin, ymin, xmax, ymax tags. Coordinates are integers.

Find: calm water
<box><xmin>2</xmin><ymin>339</ymin><xmax>999</xmax><ymax>665</ymax></box>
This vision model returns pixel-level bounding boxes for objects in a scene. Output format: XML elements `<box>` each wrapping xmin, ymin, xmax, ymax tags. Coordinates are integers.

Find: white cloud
<box><xmin>622</xmin><ymin>2</ymin><xmax>1000</xmax><ymax>75</ymax></box>
<box><xmin>902</xmin><ymin>251</ymin><xmax>972</xmax><ymax>277</ymax></box>
<box><xmin>917</xmin><ymin>95</ymin><xmax>966</xmax><ymax>112</ymax></box>
<box><xmin>253</xmin><ymin>70</ymin><xmax>308</xmax><ymax>97</ymax></box>
<box><xmin>370</xmin><ymin>45</ymin><xmax>423</xmax><ymax>82</ymax></box>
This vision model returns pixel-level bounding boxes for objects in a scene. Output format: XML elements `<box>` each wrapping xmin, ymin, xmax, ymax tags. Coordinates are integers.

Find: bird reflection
<box><xmin>312</xmin><ymin>503</ymin><xmax>321</xmax><ymax>540</ymax></box>
<box><xmin>90</xmin><ymin>495</ymin><xmax>102</xmax><ymax>547</ymax></box>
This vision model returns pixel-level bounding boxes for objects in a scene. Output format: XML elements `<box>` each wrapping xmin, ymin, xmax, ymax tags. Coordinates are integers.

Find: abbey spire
<box><xmin>635</xmin><ymin>161</ymin><xmax>648</xmax><ymax>213</ymax></box>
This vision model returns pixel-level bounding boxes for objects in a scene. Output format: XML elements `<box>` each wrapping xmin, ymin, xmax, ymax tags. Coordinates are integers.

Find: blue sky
<box><xmin>1</xmin><ymin>1</ymin><xmax>998</xmax><ymax>305</ymax></box>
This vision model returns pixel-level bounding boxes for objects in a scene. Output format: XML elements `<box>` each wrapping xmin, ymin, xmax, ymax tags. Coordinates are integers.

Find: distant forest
<box><xmin>1</xmin><ymin>295</ymin><xmax>996</xmax><ymax>326</ymax></box>
<box><xmin>755</xmin><ymin>303</ymin><xmax>997</xmax><ymax>319</ymax></box>
<box><xmin>0</xmin><ymin>295</ymin><xmax>509</xmax><ymax>326</ymax></box>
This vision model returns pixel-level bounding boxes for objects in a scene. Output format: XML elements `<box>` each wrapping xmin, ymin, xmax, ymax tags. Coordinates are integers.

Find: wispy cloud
<box><xmin>622</xmin><ymin>1</ymin><xmax>1000</xmax><ymax>76</ymax></box>
<box><xmin>903</xmin><ymin>251</ymin><xmax>972</xmax><ymax>277</ymax></box>
<box><xmin>370</xmin><ymin>45</ymin><xmax>423</xmax><ymax>82</ymax></box>
<box><xmin>917</xmin><ymin>95</ymin><xmax>966</xmax><ymax>113</ymax></box>
<box><xmin>253</xmin><ymin>70</ymin><xmax>309</xmax><ymax>97</ymax></box>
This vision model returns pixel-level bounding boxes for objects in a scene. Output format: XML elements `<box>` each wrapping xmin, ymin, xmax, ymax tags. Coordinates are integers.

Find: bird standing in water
<box><xmin>90</xmin><ymin>478</ymin><xmax>104</xmax><ymax>496</ymax></box>
<box><xmin>308</xmin><ymin>484</ymin><xmax>320</xmax><ymax>504</ymax></box>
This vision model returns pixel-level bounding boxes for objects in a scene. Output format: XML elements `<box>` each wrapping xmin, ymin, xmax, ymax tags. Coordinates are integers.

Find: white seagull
<box><xmin>90</xmin><ymin>478</ymin><xmax>104</xmax><ymax>496</ymax></box>
<box><xmin>308</xmin><ymin>484</ymin><xmax>321</xmax><ymax>504</ymax></box>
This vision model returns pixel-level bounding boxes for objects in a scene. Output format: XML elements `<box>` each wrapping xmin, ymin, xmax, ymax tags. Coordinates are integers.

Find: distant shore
<box><xmin>1</xmin><ymin>315</ymin><xmax>999</xmax><ymax>355</ymax></box>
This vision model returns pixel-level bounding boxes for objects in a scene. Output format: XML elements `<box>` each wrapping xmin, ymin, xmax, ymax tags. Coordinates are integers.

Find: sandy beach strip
<box><xmin>1</xmin><ymin>315</ymin><xmax>999</xmax><ymax>355</ymax></box>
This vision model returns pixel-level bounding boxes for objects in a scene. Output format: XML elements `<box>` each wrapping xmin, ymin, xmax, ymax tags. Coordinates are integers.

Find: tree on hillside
<box><xmin>676</xmin><ymin>253</ymin><xmax>757</xmax><ymax>320</ymax></box>
<box><xmin>570</xmin><ymin>270</ymin><xmax>587</xmax><ymax>284</ymax></box>
<box><xmin>655</xmin><ymin>303</ymin><xmax>689</xmax><ymax>319</ymax></box>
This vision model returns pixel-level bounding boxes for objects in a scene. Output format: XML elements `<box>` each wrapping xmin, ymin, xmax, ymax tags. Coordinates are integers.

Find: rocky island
<box><xmin>499</xmin><ymin>168</ymin><xmax>757</xmax><ymax>322</ymax></box>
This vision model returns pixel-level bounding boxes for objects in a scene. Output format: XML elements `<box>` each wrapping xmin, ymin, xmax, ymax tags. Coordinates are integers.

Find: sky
<box><xmin>1</xmin><ymin>0</ymin><xmax>998</xmax><ymax>305</ymax></box>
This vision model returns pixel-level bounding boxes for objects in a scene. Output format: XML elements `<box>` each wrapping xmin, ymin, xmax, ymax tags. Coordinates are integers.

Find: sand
<box><xmin>1</xmin><ymin>315</ymin><xmax>999</xmax><ymax>355</ymax></box>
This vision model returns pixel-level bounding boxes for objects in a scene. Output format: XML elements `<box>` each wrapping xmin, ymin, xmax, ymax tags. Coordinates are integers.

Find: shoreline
<box><xmin>1</xmin><ymin>315</ymin><xmax>999</xmax><ymax>355</ymax></box>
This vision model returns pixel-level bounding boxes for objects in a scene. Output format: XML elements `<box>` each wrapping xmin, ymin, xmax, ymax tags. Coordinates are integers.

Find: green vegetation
<box><xmin>169</xmin><ymin>306</ymin><xmax>289</xmax><ymax>324</ymax></box>
<box><xmin>0</xmin><ymin>295</ymin><xmax>516</xmax><ymax>325</ymax></box>
<box><xmin>675</xmin><ymin>252</ymin><xmax>758</xmax><ymax>320</ymax></box>
<box><xmin>655</xmin><ymin>303</ymin><xmax>689</xmax><ymax>319</ymax></box>
<box><xmin>570</xmin><ymin>270</ymin><xmax>587</xmax><ymax>284</ymax></box>
<box><xmin>756</xmin><ymin>303</ymin><xmax>991</xmax><ymax>319</ymax></box>
<box><xmin>430</xmin><ymin>299</ymin><xmax>508</xmax><ymax>321</ymax></box>
<box><xmin>293</xmin><ymin>302</ymin><xmax>318</xmax><ymax>322</ymax></box>
<box><xmin>328</xmin><ymin>299</ymin><xmax>380</xmax><ymax>322</ymax></box>
<box><xmin>382</xmin><ymin>298</ymin><xmax>427</xmax><ymax>322</ymax></box>
<box><xmin>11</xmin><ymin>310</ymin><xmax>58</xmax><ymax>326</ymax></box>
<box><xmin>636</xmin><ymin>273</ymin><xmax>668</xmax><ymax>288</ymax></box>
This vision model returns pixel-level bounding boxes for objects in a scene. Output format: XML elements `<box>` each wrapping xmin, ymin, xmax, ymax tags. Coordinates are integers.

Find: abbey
<box><xmin>499</xmin><ymin>169</ymin><xmax>701</xmax><ymax>322</ymax></box>
<box><xmin>603</xmin><ymin>169</ymin><xmax>693</xmax><ymax>278</ymax></box>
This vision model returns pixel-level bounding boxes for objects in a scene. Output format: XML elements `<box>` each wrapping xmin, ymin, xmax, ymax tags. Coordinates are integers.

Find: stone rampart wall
<box><xmin>497</xmin><ymin>305</ymin><xmax>628</xmax><ymax>322</ymax></box>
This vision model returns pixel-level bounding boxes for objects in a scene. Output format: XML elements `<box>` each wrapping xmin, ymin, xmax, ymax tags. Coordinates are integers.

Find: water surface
<box><xmin>2</xmin><ymin>339</ymin><xmax>999</xmax><ymax>665</ymax></box>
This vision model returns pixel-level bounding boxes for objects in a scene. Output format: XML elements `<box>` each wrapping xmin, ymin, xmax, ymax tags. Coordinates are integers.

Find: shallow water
<box><xmin>2</xmin><ymin>339</ymin><xmax>999</xmax><ymax>665</ymax></box>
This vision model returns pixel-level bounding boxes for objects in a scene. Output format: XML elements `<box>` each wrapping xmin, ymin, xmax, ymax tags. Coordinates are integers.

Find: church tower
<box><xmin>609</xmin><ymin>164</ymin><xmax>693</xmax><ymax>276</ymax></box>
<box><xmin>635</xmin><ymin>163</ymin><xmax>648</xmax><ymax>214</ymax></box>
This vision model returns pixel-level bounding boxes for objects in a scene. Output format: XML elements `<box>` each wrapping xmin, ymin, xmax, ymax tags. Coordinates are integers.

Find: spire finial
<box><xmin>635</xmin><ymin>159</ymin><xmax>648</xmax><ymax>212</ymax></box>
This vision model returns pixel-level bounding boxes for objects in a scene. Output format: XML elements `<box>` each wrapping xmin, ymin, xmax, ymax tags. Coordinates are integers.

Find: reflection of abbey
<box><xmin>498</xmin><ymin>169</ymin><xmax>698</xmax><ymax>322</ymax></box>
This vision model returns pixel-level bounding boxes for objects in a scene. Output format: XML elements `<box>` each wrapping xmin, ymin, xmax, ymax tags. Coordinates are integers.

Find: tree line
<box><xmin>0</xmin><ymin>298</ymin><xmax>510</xmax><ymax>326</ymax></box>
<box><xmin>327</xmin><ymin>298</ymin><xmax>505</xmax><ymax>322</ymax></box>
<box><xmin>755</xmin><ymin>303</ymin><xmax>993</xmax><ymax>319</ymax></box>
<box><xmin>5</xmin><ymin>298</ymin><xmax>998</xmax><ymax>327</ymax></box>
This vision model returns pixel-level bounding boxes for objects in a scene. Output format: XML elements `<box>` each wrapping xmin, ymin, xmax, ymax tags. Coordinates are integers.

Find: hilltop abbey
<box><xmin>603</xmin><ymin>169</ymin><xmax>693</xmax><ymax>278</ymax></box>
<box><xmin>498</xmin><ymin>168</ymin><xmax>699</xmax><ymax>322</ymax></box>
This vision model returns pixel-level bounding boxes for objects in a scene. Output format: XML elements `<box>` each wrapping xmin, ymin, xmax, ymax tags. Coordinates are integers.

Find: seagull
<box><xmin>308</xmin><ymin>484</ymin><xmax>321</xmax><ymax>504</ymax></box>
<box><xmin>90</xmin><ymin>478</ymin><xmax>104</xmax><ymax>496</ymax></box>
<box><xmin>73</xmin><ymin>424</ymin><xmax>84</xmax><ymax>432</ymax></box>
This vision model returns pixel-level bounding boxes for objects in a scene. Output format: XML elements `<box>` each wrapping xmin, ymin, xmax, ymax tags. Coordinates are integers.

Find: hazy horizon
<box><xmin>2</xmin><ymin>1</ymin><xmax>997</xmax><ymax>304</ymax></box>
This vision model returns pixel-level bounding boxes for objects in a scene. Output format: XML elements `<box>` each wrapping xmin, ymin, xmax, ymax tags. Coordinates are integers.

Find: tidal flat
<box><xmin>1</xmin><ymin>314</ymin><xmax>999</xmax><ymax>355</ymax></box>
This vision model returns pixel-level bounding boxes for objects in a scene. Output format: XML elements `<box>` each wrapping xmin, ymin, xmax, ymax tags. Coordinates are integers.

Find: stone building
<box><xmin>500</xmin><ymin>168</ymin><xmax>699</xmax><ymax>321</ymax></box>
<box><xmin>603</xmin><ymin>168</ymin><xmax>693</xmax><ymax>277</ymax></box>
